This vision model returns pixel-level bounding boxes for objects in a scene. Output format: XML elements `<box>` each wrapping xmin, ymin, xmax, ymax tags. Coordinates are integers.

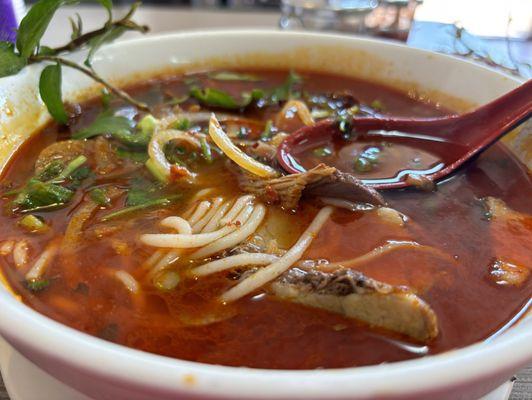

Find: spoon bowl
<box><xmin>278</xmin><ymin>79</ymin><xmax>532</xmax><ymax>189</ymax></box>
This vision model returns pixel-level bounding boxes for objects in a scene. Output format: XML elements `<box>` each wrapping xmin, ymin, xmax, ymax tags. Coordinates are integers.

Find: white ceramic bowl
<box><xmin>0</xmin><ymin>30</ymin><xmax>530</xmax><ymax>400</ymax></box>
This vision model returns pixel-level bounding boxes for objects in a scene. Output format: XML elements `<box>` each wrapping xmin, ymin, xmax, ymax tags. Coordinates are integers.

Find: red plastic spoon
<box><xmin>277</xmin><ymin>79</ymin><xmax>532</xmax><ymax>190</ymax></box>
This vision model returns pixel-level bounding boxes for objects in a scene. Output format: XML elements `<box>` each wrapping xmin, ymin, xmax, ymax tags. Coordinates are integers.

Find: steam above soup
<box><xmin>0</xmin><ymin>69</ymin><xmax>530</xmax><ymax>369</ymax></box>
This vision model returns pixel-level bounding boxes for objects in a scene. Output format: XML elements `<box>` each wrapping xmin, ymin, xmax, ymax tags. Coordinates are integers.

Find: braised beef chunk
<box><xmin>271</xmin><ymin>267</ymin><xmax>438</xmax><ymax>342</ymax></box>
<box><xmin>236</xmin><ymin>164</ymin><xmax>336</xmax><ymax>210</ymax></box>
<box><xmin>305</xmin><ymin>170</ymin><xmax>385</xmax><ymax>206</ymax></box>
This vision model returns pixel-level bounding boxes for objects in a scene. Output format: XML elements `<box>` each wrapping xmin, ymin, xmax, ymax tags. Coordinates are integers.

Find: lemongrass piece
<box><xmin>328</xmin><ymin>240</ymin><xmax>456</xmax><ymax>269</ymax></box>
<box><xmin>219</xmin><ymin>195</ymin><xmax>254</xmax><ymax>226</ymax></box>
<box><xmin>209</xmin><ymin>114</ymin><xmax>278</xmax><ymax>178</ymax></box>
<box><xmin>192</xmin><ymin>197</ymin><xmax>225</xmax><ymax>233</ymax></box>
<box><xmin>141</xmin><ymin>205</ymin><xmax>254</xmax><ymax>248</ymax></box>
<box><xmin>114</xmin><ymin>270</ymin><xmax>140</xmax><ymax>294</ymax></box>
<box><xmin>187</xmin><ymin>201</ymin><xmax>212</xmax><ymax>226</ymax></box>
<box><xmin>202</xmin><ymin>200</ymin><xmax>232</xmax><ymax>233</ymax></box>
<box><xmin>0</xmin><ymin>241</ymin><xmax>14</xmax><ymax>256</ymax></box>
<box><xmin>25</xmin><ymin>243</ymin><xmax>58</xmax><ymax>281</ymax></box>
<box><xmin>148</xmin><ymin>127</ymin><xmax>200</xmax><ymax>180</ymax></box>
<box><xmin>221</xmin><ymin>206</ymin><xmax>333</xmax><ymax>302</ymax></box>
<box><xmin>160</xmin><ymin>217</ymin><xmax>192</xmax><ymax>235</ymax></box>
<box><xmin>276</xmin><ymin>100</ymin><xmax>314</xmax><ymax>127</ymax></box>
<box><xmin>193</xmin><ymin>253</ymin><xmax>279</xmax><ymax>277</ymax></box>
<box><xmin>191</xmin><ymin>204</ymin><xmax>267</xmax><ymax>259</ymax></box>
<box><xmin>13</xmin><ymin>241</ymin><xmax>29</xmax><ymax>268</ymax></box>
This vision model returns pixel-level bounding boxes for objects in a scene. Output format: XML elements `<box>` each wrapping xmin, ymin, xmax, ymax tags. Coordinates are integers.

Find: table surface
<box><xmin>1</xmin><ymin>5</ymin><xmax>531</xmax><ymax>400</ymax></box>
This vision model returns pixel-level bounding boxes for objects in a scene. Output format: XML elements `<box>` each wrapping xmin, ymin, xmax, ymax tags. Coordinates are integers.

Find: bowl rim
<box><xmin>0</xmin><ymin>29</ymin><xmax>530</xmax><ymax>399</ymax></box>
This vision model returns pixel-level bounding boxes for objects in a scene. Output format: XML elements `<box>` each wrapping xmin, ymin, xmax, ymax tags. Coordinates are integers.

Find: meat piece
<box><xmin>271</xmin><ymin>267</ymin><xmax>438</xmax><ymax>342</ymax></box>
<box><xmin>488</xmin><ymin>259</ymin><xmax>529</xmax><ymax>287</ymax></box>
<box><xmin>306</xmin><ymin>170</ymin><xmax>386</xmax><ymax>206</ymax></box>
<box><xmin>93</xmin><ymin>136</ymin><xmax>120</xmax><ymax>175</ymax></box>
<box><xmin>35</xmin><ymin>138</ymin><xmax>121</xmax><ymax>177</ymax></box>
<box><xmin>236</xmin><ymin>164</ymin><xmax>336</xmax><ymax>210</ymax></box>
<box><xmin>482</xmin><ymin>197</ymin><xmax>531</xmax><ymax>278</ymax></box>
<box><xmin>35</xmin><ymin>140</ymin><xmax>89</xmax><ymax>175</ymax></box>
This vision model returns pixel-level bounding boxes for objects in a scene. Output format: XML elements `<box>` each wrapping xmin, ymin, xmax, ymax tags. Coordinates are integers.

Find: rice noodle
<box><xmin>328</xmin><ymin>240</ymin><xmax>456</xmax><ymax>269</ymax></box>
<box><xmin>25</xmin><ymin>242</ymin><xmax>58</xmax><ymax>281</ymax></box>
<box><xmin>192</xmin><ymin>253</ymin><xmax>279</xmax><ymax>276</ymax></box>
<box><xmin>187</xmin><ymin>188</ymin><xmax>216</xmax><ymax>205</ymax></box>
<box><xmin>209</xmin><ymin>114</ymin><xmax>278</xmax><ymax>178</ymax></box>
<box><xmin>143</xmin><ymin>249</ymin><xmax>166</xmax><ymax>269</ymax></box>
<box><xmin>191</xmin><ymin>204</ymin><xmax>267</xmax><ymax>260</ymax></box>
<box><xmin>114</xmin><ymin>270</ymin><xmax>140</xmax><ymax>294</ymax></box>
<box><xmin>219</xmin><ymin>195</ymin><xmax>254</xmax><ymax>226</ymax></box>
<box><xmin>13</xmin><ymin>240</ymin><xmax>29</xmax><ymax>268</ymax></box>
<box><xmin>202</xmin><ymin>200</ymin><xmax>232</xmax><ymax>233</ymax></box>
<box><xmin>148</xmin><ymin>250</ymin><xmax>182</xmax><ymax>279</ymax></box>
<box><xmin>220</xmin><ymin>206</ymin><xmax>333</xmax><ymax>302</ymax></box>
<box><xmin>160</xmin><ymin>217</ymin><xmax>192</xmax><ymax>235</ymax></box>
<box><xmin>141</xmin><ymin>205</ymin><xmax>254</xmax><ymax>248</ymax></box>
<box><xmin>0</xmin><ymin>241</ymin><xmax>14</xmax><ymax>256</ymax></box>
<box><xmin>192</xmin><ymin>197</ymin><xmax>225</xmax><ymax>233</ymax></box>
<box><xmin>187</xmin><ymin>201</ymin><xmax>211</xmax><ymax>226</ymax></box>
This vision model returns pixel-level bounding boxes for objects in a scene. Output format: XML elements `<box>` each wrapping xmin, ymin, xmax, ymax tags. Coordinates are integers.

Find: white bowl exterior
<box><xmin>0</xmin><ymin>30</ymin><xmax>530</xmax><ymax>400</ymax></box>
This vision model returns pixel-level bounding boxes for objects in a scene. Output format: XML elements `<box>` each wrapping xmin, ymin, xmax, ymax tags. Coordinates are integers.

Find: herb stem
<box><xmin>50</xmin><ymin>3</ymin><xmax>148</xmax><ymax>55</ymax></box>
<box><xmin>29</xmin><ymin>55</ymin><xmax>149</xmax><ymax>111</ymax></box>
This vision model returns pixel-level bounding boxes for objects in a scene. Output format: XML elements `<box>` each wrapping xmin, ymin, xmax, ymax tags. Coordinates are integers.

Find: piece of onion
<box><xmin>208</xmin><ymin>114</ymin><xmax>278</xmax><ymax>178</ymax></box>
<box><xmin>148</xmin><ymin>127</ymin><xmax>200</xmax><ymax>181</ymax></box>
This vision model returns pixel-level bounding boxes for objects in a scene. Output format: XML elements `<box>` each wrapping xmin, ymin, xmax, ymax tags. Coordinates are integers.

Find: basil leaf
<box><xmin>16</xmin><ymin>0</ymin><xmax>78</xmax><ymax>59</ymax></box>
<box><xmin>84</xmin><ymin>25</ymin><xmax>126</xmax><ymax>68</ymax></box>
<box><xmin>271</xmin><ymin>70</ymin><xmax>302</xmax><ymax>102</ymax></box>
<box><xmin>207</xmin><ymin>71</ymin><xmax>262</xmax><ymax>82</ymax></box>
<box><xmin>39</xmin><ymin>63</ymin><xmax>69</xmax><ymax>124</ymax></box>
<box><xmin>190</xmin><ymin>87</ymin><xmax>261</xmax><ymax>109</ymax></box>
<box><xmin>73</xmin><ymin>111</ymin><xmax>134</xmax><ymax>139</ymax></box>
<box><xmin>190</xmin><ymin>87</ymin><xmax>241</xmax><ymax>109</ymax></box>
<box><xmin>0</xmin><ymin>42</ymin><xmax>26</xmax><ymax>78</ymax></box>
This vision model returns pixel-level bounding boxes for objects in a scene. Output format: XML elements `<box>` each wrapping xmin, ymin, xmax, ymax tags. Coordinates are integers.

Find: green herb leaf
<box><xmin>0</xmin><ymin>42</ymin><xmax>27</xmax><ymax>78</ymax></box>
<box><xmin>96</xmin><ymin>0</ymin><xmax>113</xmax><ymax>21</ymax></box>
<box><xmin>37</xmin><ymin>160</ymin><xmax>64</xmax><ymax>181</ymax></box>
<box><xmin>68</xmin><ymin>13</ymin><xmax>83</xmax><ymax>40</ymax></box>
<box><xmin>53</xmin><ymin>155</ymin><xmax>87</xmax><ymax>181</ymax></box>
<box><xmin>115</xmin><ymin>148</ymin><xmax>149</xmax><ymax>163</ymax></box>
<box><xmin>171</xmin><ymin>118</ymin><xmax>190</xmax><ymax>130</ymax></box>
<box><xmin>260</xmin><ymin>119</ymin><xmax>274</xmax><ymax>141</ymax></box>
<box><xmin>85</xmin><ymin>25</ymin><xmax>126</xmax><ymax>68</ymax></box>
<box><xmin>73</xmin><ymin>111</ymin><xmax>136</xmax><ymax>141</ymax></box>
<box><xmin>16</xmin><ymin>0</ymin><xmax>78</xmax><ymax>59</ymax></box>
<box><xmin>207</xmin><ymin>71</ymin><xmax>262</xmax><ymax>82</ymax></box>
<box><xmin>26</xmin><ymin>278</ymin><xmax>50</xmax><ymax>292</ymax></box>
<box><xmin>271</xmin><ymin>70</ymin><xmax>302</xmax><ymax>102</ymax></box>
<box><xmin>101</xmin><ymin>194</ymin><xmax>181</xmax><ymax>221</ymax></box>
<box><xmin>89</xmin><ymin>187</ymin><xmax>111</xmax><ymax>206</ymax></box>
<box><xmin>39</xmin><ymin>63</ymin><xmax>69</xmax><ymax>124</ymax></box>
<box><xmin>190</xmin><ymin>87</ymin><xmax>241</xmax><ymax>109</ymax></box>
<box><xmin>200</xmin><ymin>137</ymin><xmax>213</xmax><ymax>163</ymax></box>
<box><xmin>13</xmin><ymin>178</ymin><xmax>74</xmax><ymax>212</ymax></box>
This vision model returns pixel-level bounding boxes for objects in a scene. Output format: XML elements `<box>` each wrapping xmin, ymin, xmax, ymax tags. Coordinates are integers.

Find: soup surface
<box><xmin>0</xmin><ymin>69</ymin><xmax>530</xmax><ymax>369</ymax></box>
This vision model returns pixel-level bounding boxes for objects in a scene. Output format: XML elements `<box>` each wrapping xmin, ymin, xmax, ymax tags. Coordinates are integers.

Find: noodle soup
<box><xmin>0</xmin><ymin>69</ymin><xmax>530</xmax><ymax>369</ymax></box>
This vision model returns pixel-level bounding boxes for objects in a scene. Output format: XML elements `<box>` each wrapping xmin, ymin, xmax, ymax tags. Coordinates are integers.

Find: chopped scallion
<box><xmin>100</xmin><ymin>194</ymin><xmax>181</xmax><ymax>222</ymax></box>
<box><xmin>18</xmin><ymin>214</ymin><xmax>49</xmax><ymax>233</ymax></box>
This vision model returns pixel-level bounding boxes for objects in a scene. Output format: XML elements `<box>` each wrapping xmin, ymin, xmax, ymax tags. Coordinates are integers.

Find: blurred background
<box><xmin>2</xmin><ymin>0</ymin><xmax>531</xmax><ymax>76</ymax></box>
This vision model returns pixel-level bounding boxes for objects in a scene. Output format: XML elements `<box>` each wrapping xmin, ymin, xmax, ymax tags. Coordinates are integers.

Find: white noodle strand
<box><xmin>192</xmin><ymin>253</ymin><xmax>279</xmax><ymax>276</ymax></box>
<box><xmin>13</xmin><ymin>241</ymin><xmax>29</xmax><ymax>268</ymax></box>
<box><xmin>114</xmin><ymin>270</ymin><xmax>140</xmax><ymax>294</ymax></box>
<box><xmin>220</xmin><ymin>206</ymin><xmax>333</xmax><ymax>302</ymax></box>
<box><xmin>191</xmin><ymin>204</ymin><xmax>267</xmax><ymax>260</ymax></box>
<box><xmin>25</xmin><ymin>243</ymin><xmax>58</xmax><ymax>281</ymax></box>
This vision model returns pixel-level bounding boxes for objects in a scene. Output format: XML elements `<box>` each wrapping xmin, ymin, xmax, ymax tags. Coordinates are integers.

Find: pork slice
<box><xmin>271</xmin><ymin>267</ymin><xmax>438</xmax><ymax>342</ymax></box>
